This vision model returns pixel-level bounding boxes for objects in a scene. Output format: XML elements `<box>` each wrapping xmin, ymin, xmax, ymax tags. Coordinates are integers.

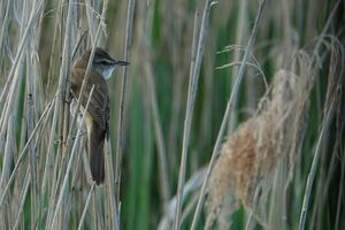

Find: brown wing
<box><xmin>86</xmin><ymin>72</ymin><xmax>109</xmax><ymax>130</ymax></box>
<box><xmin>71</xmin><ymin>68</ymin><xmax>109</xmax><ymax>131</ymax></box>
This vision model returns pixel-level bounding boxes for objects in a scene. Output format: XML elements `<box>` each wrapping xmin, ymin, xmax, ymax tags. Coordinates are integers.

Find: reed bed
<box><xmin>0</xmin><ymin>0</ymin><xmax>344</xmax><ymax>229</ymax></box>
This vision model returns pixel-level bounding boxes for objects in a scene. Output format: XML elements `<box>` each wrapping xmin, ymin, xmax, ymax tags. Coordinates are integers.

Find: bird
<box><xmin>70</xmin><ymin>47</ymin><xmax>129</xmax><ymax>184</ymax></box>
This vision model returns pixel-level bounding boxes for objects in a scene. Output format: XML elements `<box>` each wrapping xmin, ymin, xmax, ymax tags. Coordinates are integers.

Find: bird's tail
<box><xmin>88</xmin><ymin>121</ymin><xmax>106</xmax><ymax>184</ymax></box>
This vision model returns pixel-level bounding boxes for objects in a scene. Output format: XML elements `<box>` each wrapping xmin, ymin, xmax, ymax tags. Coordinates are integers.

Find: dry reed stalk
<box><xmin>43</xmin><ymin>0</ymin><xmax>78</xmax><ymax>227</ymax></box>
<box><xmin>301</xmin><ymin>39</ymin><xmax>341</xmax><ymax>228</ymax></box>
<box><xmin>190</xmin><ymin>1</ymin><xmax>265</xmax><ymax>228</ymax></box>
<box><xmin>0</xmin><ymin>0</ymin><xmax>44</xmax><ymax>152</ymax></box>
<box><xmin>12</xmin><ymin>168</ymin><xmax>30</xmax><ymax>230</ymax></box>
<box><xmin>298</xmin><ymin>102</ymin><xmax>334</xmax><ymax>230</ymax></box>
<box><xmin>298</xmin><ymin>2</ymin><xmax>342</xmax><ymax>228</ymax></box>
<box><xmin>174</xmin><ymin>0</ymin><xmax>218</xmax><ymax>226</ymax></box>
<box><xmin>50</xmin><ymin>86</ymin><xmax>95</xmax><ymax>230</ymax></box>
<box><xmin>105</xmin><ymin>139</ymin><xmax>120</xmax><ymax>230</ymax></box>
<box><xmin>114</xmin><ymin>0</ymin><xmax>135</xmax><ymax>206</ymax></box>
<box><xmin>0</xmin><ymin>0</ymin><xmax>11</xmax><ymax>54</ymax></box>
<box><xmin>0</xmin><ymin>97</ymin><xmax>55</xmax><ymax>209</ymax></box>
<box><xmin>58</xmin><ymin>0</ymin><xmax>76</xmax><ymax>157</ymax></box>
<box><xmin>0</xmin><ymin>116</ymin><xmax>15</xmax><ymax>195</ymax></box>
<box><xmin>332</xmin><ymin>41</ymin><xmax>345</xmax><ymax>229</ymax></box>
<box><xmin>45</xmin><ymin>0</ymin><xmax>63</xmax><ymax>95</ymax></box>
<box><xmin>41</xmin><ymin>94</ymin><xmax>60</xmax><ymax>194</ymax></box>
<box><xmin>174</xmin><ymin>9</ymin><xmax>199</xmax><ymax>229</ymax></box>
<box><xmin>0</xmin><ymin>115</ymin><xmax>15</xmax><ymax>228</ymax></box>
<box><xmin>26</xmin><ymin>63</ymin><xmax>39</xmax><ymax>230</ymax></box>
<box><xmin>70</xmin><ymin>129</ymin><xmax>85</xmax><ymax>186</ymax></box>
<box><xmin>85</xmin><ymin>0</ymin><xmax>97</xmax><ymax>44</ymax></box>
<box><xmin>227</xmin><ymin>0</ymin><xmax>248</xmax><ymax>133</ymax></box>
<box><xmin>40</xmin><ymin>0</ymin><xmax>67</xmax><ymax>199</ymax></box>
<box><xmin>26</xmin><ymin>32</ymin><xmax>44</xmax><ymax>229</ymax></box>
<box><xmin>158</xmin><ymin>167</ymin><xmax>207</xmax><ymax>230</ymax></box>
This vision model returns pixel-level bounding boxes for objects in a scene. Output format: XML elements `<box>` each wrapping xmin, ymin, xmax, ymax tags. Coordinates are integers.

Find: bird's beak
<box><xmin>115</xmin><ymin>60</ymin><xmax>130</xmax><ymax>66</ymax></box>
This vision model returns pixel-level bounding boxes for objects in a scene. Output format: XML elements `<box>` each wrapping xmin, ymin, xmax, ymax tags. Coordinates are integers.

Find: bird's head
<box><xmin>76</xmin><ymin>47</ymin><xmax>129</xmax><ymax>80</ymax></box>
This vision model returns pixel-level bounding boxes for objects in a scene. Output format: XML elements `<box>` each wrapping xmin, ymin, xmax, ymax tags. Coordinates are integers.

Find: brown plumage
<box><xmin>70</xmin><ymin>47</ymin><xmax>128</xmax><ymax>184</ymax></box>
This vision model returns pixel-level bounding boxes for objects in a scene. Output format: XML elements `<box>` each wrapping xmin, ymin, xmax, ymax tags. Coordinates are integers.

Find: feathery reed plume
<box><xmin>207</xmin><ymin>67</ymin><xmax>313</xmax><ymax>227</ymax></box>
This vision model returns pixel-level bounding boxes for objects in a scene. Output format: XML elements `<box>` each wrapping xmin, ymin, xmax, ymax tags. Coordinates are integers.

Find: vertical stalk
<box><xmin>115</xmin><ymin>0</ymin><xmax>135</xmax><ymax>206</ymax></box>
<box><xmin>174</xmin><ymin>1</ymin><xmax>216</xmax><ymax>228</ymax></box>
<box><xmin>190</xmin><ymin>1</ymin><xmax>265</xmax><ymax>228</ymax></box>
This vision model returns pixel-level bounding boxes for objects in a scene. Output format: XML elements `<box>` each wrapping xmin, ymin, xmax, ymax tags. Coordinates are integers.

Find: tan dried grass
<box><xmin>207</xmin><ymin>68</ymin><xmax>311</xmax><ymax>227</ymax></box>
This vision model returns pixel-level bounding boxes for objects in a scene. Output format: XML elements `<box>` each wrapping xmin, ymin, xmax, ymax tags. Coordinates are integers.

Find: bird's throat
<box><xmin>102</xmin><ymin>66</ymin><xmax>116</xmax><ymax>80</ymax></box>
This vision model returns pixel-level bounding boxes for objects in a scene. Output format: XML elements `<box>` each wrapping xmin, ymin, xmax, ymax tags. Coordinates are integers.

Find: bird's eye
<box><xmin>100</xmin><ymin>61</ymin><xmax>110</xmax><ymax>65</ymax></box>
